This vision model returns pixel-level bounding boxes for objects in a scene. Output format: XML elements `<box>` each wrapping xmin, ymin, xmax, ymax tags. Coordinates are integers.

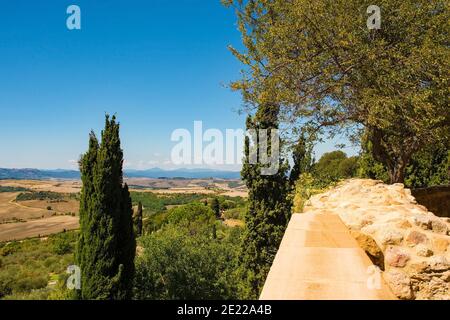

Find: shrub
<box><xmin>292</xmin><ymin>173</ymin><xmax>331</xmax><ymax>213</ymax></box>
<box><xmin>134</xmin><ymin>224</ymin><xmax>241</xmax><ymax>299</ymax></box>
<box><xmin>0</xmin><ymin>242</ymin><xmax>21</xmax><ymax>257</ymax></box>
<box><xmin>222</xmin><ymin>200</ymin><xmax>237</xmax><ymax>210</ymax></box>
<box><xmin>223</xmin><ymin>207</ymin><xmax>245</xmax><ymax>220</ymax></box>
<box><xmin>0</xmin><ymin>275</ymin><xmax>13</xmax><ymax>298</ymax></box>
<box><xmin>14</xmin><ymin>276</ymin><xmax>48</xmax><ymax>292</ymax></box>
<box><xmin>143</xmin><ymin>212</ymin><xmax>168</xmax><ymax>233</ymax></box>
<box><xmin>166</xmin><ymin>202</ymin><xmax>215</xmax><ymax>228</ymax></box>
<box><xmin>52</xmin><ymin>234</ymin><xmax>73</xmax><ymax>255</ymax></box>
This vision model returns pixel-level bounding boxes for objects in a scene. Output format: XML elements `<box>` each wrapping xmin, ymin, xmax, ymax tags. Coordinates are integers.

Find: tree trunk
<box><xmin>388</xmin><ymin>163</ymin><xmax>406</xmax><ymax>184</ymax></box>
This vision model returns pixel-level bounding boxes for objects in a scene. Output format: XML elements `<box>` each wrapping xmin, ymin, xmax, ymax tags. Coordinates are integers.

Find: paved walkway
<box><xmin>260</xmin><ymin>212</ymin><xmax>396</xmax><ymax>300</ymax></box>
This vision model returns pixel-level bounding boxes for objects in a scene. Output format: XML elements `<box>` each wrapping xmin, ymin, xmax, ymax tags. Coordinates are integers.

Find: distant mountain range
<box><xmin>0</xmin><ymin>168</ymin><xmax>241</xmax><ymax>180</ymax></box>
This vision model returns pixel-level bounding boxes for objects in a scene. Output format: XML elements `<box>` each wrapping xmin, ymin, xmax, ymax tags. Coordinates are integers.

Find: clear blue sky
<box><xmin>0</xmin><ymin>0</ymin><xmax>354</xmax><ymax>170</ymax></box>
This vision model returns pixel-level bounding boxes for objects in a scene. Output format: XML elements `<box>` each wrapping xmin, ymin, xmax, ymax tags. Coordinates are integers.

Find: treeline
<box><xmin>301</xmin><ymin>145</ymin><xmax>450</xmax><ymax>189</ymax></box>
<box><xmin>0</xmin><ymin>186</ymin><xmax>29</xmax><ymax>193</ymax></box>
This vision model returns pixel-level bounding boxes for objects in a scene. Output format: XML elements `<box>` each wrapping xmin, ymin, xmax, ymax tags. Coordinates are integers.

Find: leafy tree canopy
<box><xmin>224</xmin><ymin>0</ymin><xmax>450</xmax><ymax>183</ymax></box>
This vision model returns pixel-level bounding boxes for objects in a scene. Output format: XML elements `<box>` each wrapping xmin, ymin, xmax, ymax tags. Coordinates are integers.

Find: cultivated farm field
<box><xmin>0</xmin><ymin>179</ymin><xmax>247</xmax><ymax>242</ymax></box>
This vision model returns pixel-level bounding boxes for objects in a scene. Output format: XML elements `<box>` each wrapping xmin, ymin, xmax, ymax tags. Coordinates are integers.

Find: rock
<box><xmin>350</xmin><ymin>230</ymin><xmax>384</xmax><ymax>270</ymax></box>
<box><xmin>415</xmin><ymin>244</ymin><xmax>433</xmax><ymax>257</ymax></box>
<box><xmin>431</xmin><ymin>219</ymin><xmax>448</xmax><ymax>235</ymax></box>
<box><xmin>380</xmin><ymin>229</ymin><xmax>404</xmax><ymax>246</ymax></box>
<box><xmin>405</xmin><ymin>231</ymin><xmax>429</xmax><ymax>246</ymax></box>
<box><xmin>385</xmin><ymin>246</ymin><xmax>410</xmax><ymax>268</ymax></box>
<box><xmin>433</xmin><ymin>238</ymin><xmax>449</xmax><ymax>254</ymax></box>
<box><xmin>303</xmin><ymin>179</ymin><xmax>450</xmax><ymax>299</ymax></box>
<box><xmin>413</xmin><ymin>276</ymin><xmax>450</xmax><ymax>300</ymax></box>
<box><xmin>428</xmin><ymin>255</ymin><xmax>450</xmax><ymax>271</ymax></box>
<box><xmin>397</xmin><ymin>220</ymin><xmax>412</xmax><ymax>229</ymax></box>
<box><xmin>360</xmin><ymin>218</ymin><xmax>373</xmax><ymax>228</ymax></box>
<box><xmin>441</xmin><ymin>271</ymin><xmax>450</xmax><ymax>282</ymax></box>
<box><xmin>408</xmin><ymin>261</ymin><xmax>429</xmax><ymax>274</ymax></box>
<box><xmin>414</xmin><ymin>215</ymin><xmax>432</xmax><ymax>230</ymax></box>
<box><xmin>384</xmin><ymin>270</ymin><xmax>414</xmax><ymax>300</ymax></box>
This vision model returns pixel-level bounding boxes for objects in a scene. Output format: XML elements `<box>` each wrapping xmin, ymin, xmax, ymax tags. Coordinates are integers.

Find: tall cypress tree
<box><xmin>289</xmin><ymin>133</ymin><xmax>313</xmax><ymax>187</ymax></box>
<box><xmin>239</xmin><ymin>104</ymin><xmax>292</xmax><ymax>299</ymax></box>
<box><xmin>76</xmin><ymin>115</ymin><xmax>135</xmax><ymax>300</ymax></box>
<box><xmin>211</xmin><ymin>198</ymin><xmax>221</xmax><ymax>219</ymax></box>
<box><xmin>134</xmin><ymin>201</ymin><xmax>143</xmax><ymax>237</ymax></box>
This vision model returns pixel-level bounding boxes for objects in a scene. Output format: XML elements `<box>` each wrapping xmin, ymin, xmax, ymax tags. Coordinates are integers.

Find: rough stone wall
<box><xmin>303</xmin><ymin>179</ymin><xmax>450</xmax><ymax>300</ymax></box>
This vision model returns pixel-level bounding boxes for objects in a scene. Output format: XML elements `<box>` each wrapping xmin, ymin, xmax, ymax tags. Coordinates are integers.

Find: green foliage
<box><xmin>358</xmin><ymin>136</ymin><xmax>390</xmax><ymax>183</ymax></box>
<box><xmin>289</xmin><ymin>134</ymin><xmax>313</xmax><ymax>186</ymax></box>
<box><xmin>166</xmin><ymin>202</ymin><xmax>215</xmax><ymax>231</ymax></box>
<box><xmin>0</xmin><ymin>186</ymin><xmax>29</xmax><ymax>193</ymax></box>
<box><xmin>292</xmin><ymin>173</ymin><xmax>326</xmax><ymax>213</ymax></box>
<box><xmin>130</xmin><ymin>192</ymin><xmax>205</xmax><ymax>215</ymax></box>
<box><xmin>239</xmin><ymin>104</ymin><xmax>292</xmax><ymax>298</ymax></box>
<box><xmin>141</xmin><ymin>195</ymin><xmax>247</xmax><ymax>234</ymax></box>
<box><xmin>223</xmin><ymin>207</ymin><xmax>246</xmax><ymax>220</ymax></box>
<box><xmin>13</xmin><ymin>191</ymin><xmax>79</xmax><ymax>204</ymax></box>
<box><xmin>225</xmin><ymin>0</ymin><xmax>450</xmax><ymax>183</ymax></box>
<box><xmin>211</xmin><ymin>198</ymin><xmax>221</xmax><ymax>218</ymax></box>
<box><xmin>313</xmin><ymin>151</ymin><xmax>359</xmax><ymax>186</ymax></box>
<box><xmin>52</xmin><ymin>232</ymin><xmax>75</xmax><ymax>255</ymax></box>
<box><xmin>133</xmin><ymin>201</ymin><xmax>143</xmax><ymax>237</ymax></box>
<box><xmin>0</xmin><ymin>233</ymin><xmax>76</xmax><ymax>300</ymax></box>
<box><xmin>16</xmin><ymin>191</ymin><xmax>64</xmax><ymax>202</ymax></box>
<box><xmin>134</xmin><ymin>223</ymin><xmax>242</xmax><ymax>300</ymax></box>
<box><xmin>359</xmin><ymin>136</ymin><xmax>450</xmax><ymax>187</ymax></box>
<box><xmin>130</xmin><ymin>192</ymin><xmax>166</xmax><ymax>214</ymax></box>
<box><xmin>143</xmin><ymin>212</ymin><xmax>168</xmax><ymax>233</ymax></box>
<box><xmin>76</xmin><ymin>115</ymin><xmax>135</xmax><ymax>300</ymax></box>
<box><xmin>221</xmin><ymin>200</ymin><xmax>236</xmax><ymax>210</ymax></box>
<box><xmin>405</xmin><ymin>144</ymin><xmax>450</xmax><ymax>188</ymax></box>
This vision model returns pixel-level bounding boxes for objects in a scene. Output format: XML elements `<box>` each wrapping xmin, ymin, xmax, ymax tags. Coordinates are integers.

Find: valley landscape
<box><xmin>0</xmin><ymin>0</ymin><xmax>448</xmax><ymax>308</ymax></box>
<box><xmin>0</xmin><ymin>177</ymin><xmax>246</xmax><ymax>242</ymax></box>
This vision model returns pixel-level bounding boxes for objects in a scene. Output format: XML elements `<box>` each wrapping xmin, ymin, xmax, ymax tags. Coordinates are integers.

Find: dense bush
<box><xmin>134</xmin><ymin>197</ymin><xmax>245</xmax><ymax>299</ymax></box>
<box><xmin>52</xmin><ymin>233</ymin><xmax>75</xmax><ymax>255</ymax></box>
<box><xmin>313</xmin><ymin>151</ymin><xmax>358</xmax><ymax>186</ymax></box>
<box><xmin>166</xmin><ymin>203</ymin><xmax>216</xmax><ymax>233</ymax></box>
<box><xmin>221</xmin><ymin>200</ymin><xmax>237</xmax><ymax>210</ymax></box>
<box><xmin>143</xmin><ymin>212</ymin><xmax>168</xmax><ymax>233</ymax></box>
<box><xmin>134</xmin><ymin>224</ymin><xmax>242</xmax><ymax>299</ymax></box>
<box><xmin>223</xmin><ymin>207</ymin><xmax>246</xmax><ymax>220</ymax></box>
<box><xmin>405</xmin><ymin>145</ymin><xmax>450</xmax><ymax>188</ymax></box>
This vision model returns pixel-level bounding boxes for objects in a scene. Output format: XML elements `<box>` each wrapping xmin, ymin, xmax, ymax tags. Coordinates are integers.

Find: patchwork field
<box><xmin>0</xmin><ymin>178</ymin><xmax>247</xmax><ymax>242</ymax></box>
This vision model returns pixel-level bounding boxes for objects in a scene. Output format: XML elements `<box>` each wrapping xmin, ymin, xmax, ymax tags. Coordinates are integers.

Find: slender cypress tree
<box><xmin>134</xmin><ymin>201</ymin><xmax>143</xmax><ymax>237</ymax></box>
<box><xmin>211</xmin><ymin>198</ymin><xmax>221</xmax><ymax>219</ymax></box>
<box><xmin>289</xmin><ymin>133</ymin><xmax>313</xmax><ymax>187</ymax></box>
<box><xmin>76</xmin><ymin>115</ymin><xmax>135</xmax><ymax>300</ymax></box>
<box><xmin>239</xmin><ymin>104</ymin><xmax>292</xmax><ymax>299</ymax></box>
